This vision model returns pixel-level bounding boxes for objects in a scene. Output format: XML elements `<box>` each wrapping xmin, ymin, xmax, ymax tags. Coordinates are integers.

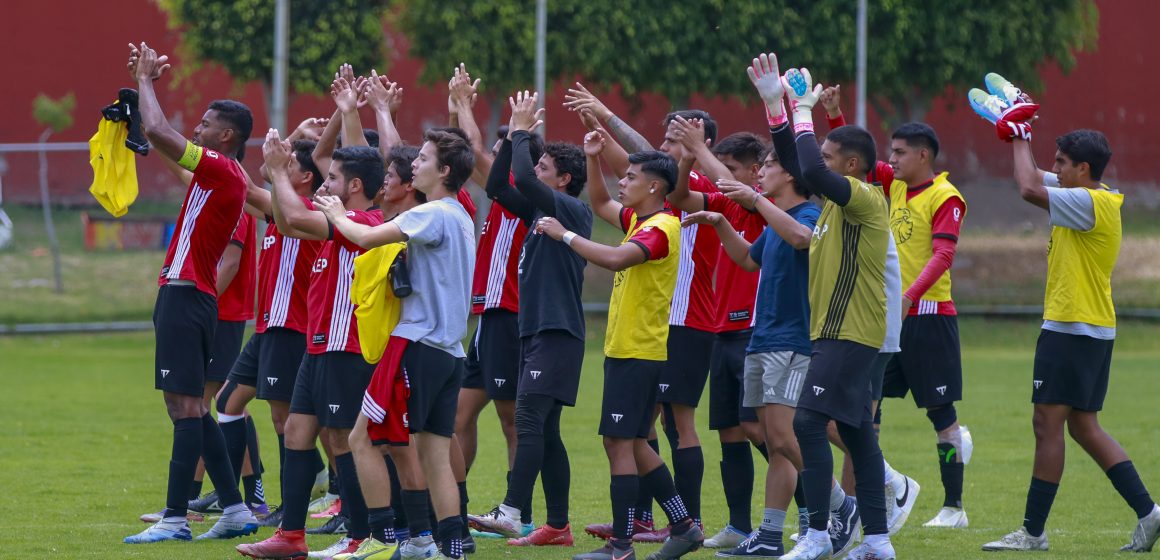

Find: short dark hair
<box><xmin>1056</xmin><ymin>129</ymin><xmax>1112</xmax><ymax>181</ymax></box>
<box><xmin>664</xmin><ymin>109</ymin><xmax>717</xmax><ymax>145</ymax></box>
<box><xmin>827</xmin><ymin>125</ymin><xmax>876</xmax><ymax>176</ymax></box>
<box><xmin>544</xmin><ymin>142</ymin><xmax>587</xmax><ymax>197</ymax></box>
<box><xmin>423</xmin><ymin>129</ymin><xmax>474</xmax><ymax>191</ymax></box>
<box><xmin>208</xmin><ymin>100</ymin><xmax>253</xmax><ymax>161</ymax></box>
<box><xmin>891</xmin><ymin>122</ymin><xmax>940</xmax><ymax>159</ymax></box>
<box><xmin>629</xmin><ymin>150</ymin><xmax>678</xmax><ymax>194</ymax></box>
<box><xmin>291</xmin><ymin>139</ymin><xmax>323</xmax><ymax>191</ymax></box>
<box><xmin>496</xmin><ymin>125</ymin><xmax>510</xmax><ymax>140</ymax></box>
<box><xmin>711</xmin><ymin>132</ymin><xmax>766</xmax><ymax>166</ymax></box>
<box><xmin>332</xmin><ymin>146</ymin><xmax>385</xmax><ymax>201</ymax></box>
<box><xmin>363</xmin><ymin>128</ymin><xmax>380</xmax><ymax>149</ymax></box>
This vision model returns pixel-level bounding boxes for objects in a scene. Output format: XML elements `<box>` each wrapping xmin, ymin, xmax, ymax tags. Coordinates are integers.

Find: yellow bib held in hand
<box><xmin>351</xmin><ymin>242</ymin><xmax>406</xmax><ymax>363</ymax></box>
<box><xmin>88</xmin><ymin>118</ymin><xmax>139</xmax><ymax>217</ymax></box>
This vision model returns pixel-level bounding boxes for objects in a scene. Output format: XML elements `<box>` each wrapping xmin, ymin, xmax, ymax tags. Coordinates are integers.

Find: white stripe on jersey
<box><xmin>750</xmin><ymin>266</ymin><xmax>764</xmax><ymax>328</ymax></box>
<box><xmin>668</xmin><ymin>214</ymin><xmax>697</xmax><ymax>326</ymax></box>
<box><xmin>268</xmin><ymin>237</ymin><xmax>300</xmax><ymax>328</ymax></box>
<box><xmin>167</xmin><ymin>186</ymin><xmax>212</xmax><ymax>279</ymax></box>
<box><xmin>918</xmin><ymin>299</ymin><xmax>938</xmax><ymax>315</ymax></box>
<box><xmin>326</xmin><ymin>248</ymin><xmax>358</xmax><ymax>352</ymax></box>
<box><xmin>483</xmin><ymin>214</ymin><xmax>519</xmax><ymax>309</ymax></box>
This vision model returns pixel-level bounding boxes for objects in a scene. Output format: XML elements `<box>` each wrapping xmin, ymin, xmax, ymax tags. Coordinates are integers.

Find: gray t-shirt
<box><xmin>392</xmin><ymin>197</ymin><xmax>476</xmax><ymax>357</ymax></box>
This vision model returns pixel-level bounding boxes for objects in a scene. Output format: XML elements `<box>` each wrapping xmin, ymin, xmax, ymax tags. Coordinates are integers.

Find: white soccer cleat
<box><xmin>308</xmin><ymin>492</ymin><xmax>340</xmax><ymax>515</ymax></box>
<box><xmin>959</xmin><ymin>425</ymin><xmax>974</xmax><ymax>465</ymax></box>
<box><xmin>981</xmin><ymin>527</ymin><xmax>1048</xmax><ymax>551</ymax></box>
<box><xmin>846</xmin><ymin>538</ymin><xmax>896</xmax><ymax>560</ymax></box>
<box><xmin>781</xmin><ymin>529</ymin><xmax>833</xmax><ymax>560</ymax></box>
<box><xmin>703</xmin><ymin>525</ymin><xmax>749</xmax><ymax>549</ymax></box>
<box><xmin>1121</xmin><ymin>504</ymin><xmax>1160</xmax><ymax>552</ymax></box>
<box><xmin>887</xmin><ymin>475</ymin><xmax>920</xmax><ymax>536</ymax></box>
<box><xmin>309</xmin><ymin>536</ymin><xmax>355</xmax><ymax>558</ymax></box>
<box><xmin>923</xmin><ymin>506</ymin><xmax>968</xmax><ymax>528</ymax></box>
<box><xmin>311</xmin><ymin>467</ymin><xmax>329</xmax><ymax>500</ymax></box>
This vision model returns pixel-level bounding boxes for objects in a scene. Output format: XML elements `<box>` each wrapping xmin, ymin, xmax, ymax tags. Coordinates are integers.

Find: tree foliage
<box><xmin>155</xmin><ymin>0</ymin><xmax>390</xmax><ymax>96</ymax></box>
<box><xmin>32</xmin><ymin>93</ymin><xmax>76</xmax><ymax>133</ymax></box>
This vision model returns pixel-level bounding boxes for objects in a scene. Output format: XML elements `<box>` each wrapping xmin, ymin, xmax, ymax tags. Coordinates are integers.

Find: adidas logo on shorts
<box><xmin>611</xmin><ymin>413</ymin><xmax>623</xmax><ymax>423</ymax></box>
<box><xmin>494</xmin><ymin>378</ymin><xmax>506</xmax><ymax>387</ymax></box>
<box><xmin>329</xmin><ymin>404</ymin><xmax>340</xmax><ymax>413</ymax></box>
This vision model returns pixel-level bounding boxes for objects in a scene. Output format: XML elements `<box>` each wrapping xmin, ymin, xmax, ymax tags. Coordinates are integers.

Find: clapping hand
<box><xmin>313</xmin><ymin>195</ymin><xmax>349</xmax><ymax>222</ymax></box>
<box><xmin>331</xmin><ymin>77</ymin><xmax>358</xmax><ymax>113</ymax></box>
<box><xmin>128</xmin><ymin>42</ymin><xmax>171</xmax><ymax>82</ymax></box>
<box><xmin>717</xmin><ymin>179</ymin><xmax>761</xmax><ymax>210</ymax></box>
<box><xmin>509</xmin><ymin>90</ymin><xmax>545</xmax><ymax>133</ymax></box>
<box><xmin>262</xmin><ymin>128</ymin><xmax>292</xmax><ymax>170</ymax></box>
<box><xmin>448</xmin><ymin>63</ymin><xmax>480</xmax><ymax>111</ymax></box>
<box><xmin>583</xmin><ymin>129</ymin><xmax>607</xmax><ymax>157</ymax></box>
<box><xmin>669</xmin><ymin>116</ymin><xmax>706</xmax><ymax>159</ymax></box>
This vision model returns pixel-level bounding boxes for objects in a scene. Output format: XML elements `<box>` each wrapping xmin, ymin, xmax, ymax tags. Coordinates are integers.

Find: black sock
<box><xmin>220</xmin><ymin>418</ymin><xmax>248</xmax><ymax>488</ymax></box>
<box><xmin>328</xmin><ymin>466</ymin><xmax>339</xmax><ymax>495</ymax></box>
<box><xmin>837</xmin><ymin>420</ymin><xmax>887</xmax><ymax>535</ymax></box>
<box><xmin>386</xmin><ymin>456</ymin><xmax>407</xmax><ymax>531</ymax></box>
<box><xmin>369</xmin><ymin>506</ymin><xmax>397</xmax><ymax>543</ymax></box>
<box><xmin>793</xmin><ymin>408</ymin><xmax>834</xmax><ymax>532</ymax></box>
<box><xmin>437</xmin><ymin>516</ymin><xmax>464</xmax><ymax>558</ymax></box>
<box><xmin>937</xmin><ymin>443</ymin><xmax>964</xmax><ymax>508</ymax></box>
<box><xmin>243</xmin><ymin>474</ymin><xmax>264</xmax><ymax>505</ymax></box>
<box><xmin>754</xmin><ymin>442</ymin><xmax>770</xmax><ymax>463</ymax></box>
<box><xmin>167</xmin><ymin>418</ymin><xmax>202</xmax><ymax>517</ymax></box>
<box><xmin>189</xmin><ymin>479</ymin><xmax>204</xmax><ymax>501</ymax></box>
<box><xmin>794</xmin><ymin>475</ymin><xmax>808</xmax><ymax>515</ymax></box>
<box><xmin>458</xmin><ymin>481</ymin><xmax>470</xmax><ymax>538</ymax></box>
<box><xmin>611</xmin><ymin>474</ymin><xmax>639</xmax><ymax>540</ymax></box>
<box><xmin>635</xmin><ymin>439</ymin><xmax>659</xmax><ymax>525</ymax></box>
<box><xmin>542</xmin><ymin>405</ymin><xmax>570</xmax><ymax>530</ymax></box>
<box><xmin>244</xmin><ymin>416</ymin><xmax>263</xmax><ymax>475</ymax></box>
<box><xmin>335</xmin><ymin>452</ymin><xmax>369</xmax><ymax>539</ymax></box>
<box><xmin>672</xmin><ymin>446</ymin><xmax>704</xmax><ymax>525</ymax></box>
<box><xmin>276</xmin><ymin>433</ymin><xmax>286</xmax><ymax>498</ymax></box>
<box><xmin>281</xmin><ymin>449</ymin><xmax>319</xmax><ymax>531</ymax></box>
<box><xmin>1107</xmin><ymin>461</ymin><xmax>1156</xmax><ymax>519</ymax></box>
<box><xmin>721</xmin><ymin>441</ymin><xmax>754</xmax><ymax>533</ymax></box>
<box><xmin>401</xmin><ymin>489</ymin><xmax>432</xmax><ymax>536</ymax></box>
<box><xmin>200</xmin><ymin>414</ymin><xmax>244</xmax><ymax>507</ymax></box>
<box><xmin>641</xmin><ymin>464</ymin><xmax>692</xmax><ymax>534</ymax></box>
<box><xmin>1022</xmin><ymin>477</ymin><xmax>1058</xmax><ymax>537</ymax></box>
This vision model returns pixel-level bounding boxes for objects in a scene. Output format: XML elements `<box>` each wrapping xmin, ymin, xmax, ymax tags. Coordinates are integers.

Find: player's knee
<box><xmin>926</xmin><ymin>404</ymin><xmax>958</xmax><ymax>433</ymax></box>
<box><xmin>215</xmin><ymin>381</ymin><xmax>238</xmax><ymax>415</ymax></box>
<box><xmin>792</xmin><ymin>408</ymin><xmax>829</xmax><ymax>442</ymax></box>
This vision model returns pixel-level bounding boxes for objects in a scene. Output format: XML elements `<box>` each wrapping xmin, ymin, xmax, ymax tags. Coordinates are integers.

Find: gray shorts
<box><xmin>743</xmin><ymin>351</ymin><xmax>811</xmax><ymax>408</ymax></box>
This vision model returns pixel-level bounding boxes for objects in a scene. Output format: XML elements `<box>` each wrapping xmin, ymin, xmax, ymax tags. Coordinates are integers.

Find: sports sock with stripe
<box><xmin>641</xmin><ymin>464</ymin><xmax>693</xmax><ymax>535</ymax></box>
<box><xmin>673</xmin><ymin>446</ymin><xmax>704</xmax><ymax>526</ymax></box>
<box><xmin>611</xmin><ymin>474</ymin><xmax>639</xmax><ymax>540</ymax></box>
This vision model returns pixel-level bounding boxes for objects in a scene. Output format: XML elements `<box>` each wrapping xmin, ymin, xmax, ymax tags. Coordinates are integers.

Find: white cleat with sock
<box><xmin>924</xmin><ymin>506</ymin><xmax>968</xmax><ymax>528</ymax></box>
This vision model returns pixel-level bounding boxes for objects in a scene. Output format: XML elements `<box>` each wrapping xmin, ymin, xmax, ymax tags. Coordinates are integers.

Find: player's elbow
<box><xmin>788</xmin><ymin>231</ymin><xmax>812</xmax><ymax>251</ymax></box>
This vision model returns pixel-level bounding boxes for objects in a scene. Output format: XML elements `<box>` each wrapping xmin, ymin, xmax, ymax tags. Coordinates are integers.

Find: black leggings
<box><xmin>503</xmin><ymin>393</ymin><xmax>570</xmax><ymax>528</ymax></box>
<box><xmin>793</xmin><ymin>407</ymin><xmax>887</xmax><ymax>535</ymax></box>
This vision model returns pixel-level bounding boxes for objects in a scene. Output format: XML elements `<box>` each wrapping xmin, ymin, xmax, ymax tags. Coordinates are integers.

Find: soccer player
<box><xmin>122</xmin><ymin>41</ymin><xmax>259</xmax><ymax>543</ymax></box>
<box><xmin>235</xmin><ymin>137</ymin><xmax>385</xmax><ymax>559</ymax></box>
<box><xmin>314</xmin><ymin>128</ymin><xmax>477</xmax><ymax>560</ymax></box>
<box><xmin>973</xmin><ymin>88</ymin><xmax>1160</xmax><ymax>552</ymax></box>
<box><xmin>680</xmin><ymin>133</ymin><xmax>819</xmax><ymax>559</ymax></box>
<box><xmin>541</xmin><ymin>141</ymin><xmax>702</xmax><ymax>560</ymax></box>
<box><xmin>753</xmin><ymin>55</ymin><xmax>894</xmax><ymax>560</ymax></box>
<box><xmin>877</xmin><ymin>121</ymin><xmax>972</xmax><ymax>528</ymax></box>
<box><xmin>467</xmin><ymin>91</ymin><xmax>591</xmax><ymax>547</ymax></box>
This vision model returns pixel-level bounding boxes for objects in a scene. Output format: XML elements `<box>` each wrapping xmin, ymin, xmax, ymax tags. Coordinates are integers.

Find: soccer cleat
<box><xmin>585</xmin><ymin>519</ymin><xmax>654</xmax><ymax>540</ymax></box>
<box><xmin>312</xmin><ymin>498</ymin><xmax>344</xmax><ymax>519</ymax></box>
<box><xmin>781</xmin><ymin>530</ymin><xmax>833</xmax><ymax>560</ymax></box>
<box><xmin>846</xmin><ymin>538</ymin><xmax>896</xmax><ymax>560</ymax></box>
<box><xmin>508</xmin><ymin>523</ymin><xmax>575</xmax><ymax>546</ymax></box>
<box><xmin>790</xmin><ymin>508</ymin><xmax>810</xmax><ymax>542</ymax></box>
<box><xmin>981</xmin><ymin>527</ymin><xmax>1048</xmax><ymax>551</ymax></box>
<box><xmin>887</xmin><ymin>475</ymin><xmax>920</xmax><ymax>536</ymax></box>
<box><xmin>309</xmin><ymin>536</ymin><xmax>357</xmax><ymax>559</ymax></box>
<box><xmin>473</xmin><ymin>522</ymin><xmax>534</xmax><ymax>539</ymax></box>
<box><xmin>466</xmin><ymin>505</ymin><xmax>522</xmax><ymax>538</ymax></box>
<box><xmin>139</xmin><ymin>509</ymin><xmax>204</xmax><ymax>523</ymax></box>
<box><xmin>960</xmin><ymin>425</ymin><xmax>974</xmax><ymax>465</ymax></box>
<box><xmin>968</xmin><ymin>89</ymin><xmax>1009</xmax><ymax>124</ymax></box>
<box><xmin>633</xmin><ymin>523</ymin><xmax>671</xmax><ymax>543</ymax></box>
<box><xmin>398</xmin><ymin>534</ymin><xmax>438</xmax><ymax>559</ymax></box>
<box><xmin>236</xmin><ymin>528</ymin><xmax>309</xmax><ymax>559</ymax></box>
<box><xmin>462</xmin><ymin>532</ymin><xmax>476</xmax><ymax>554</ymax></box>
<box><xmin>312</xmin><ymin>468</ymin><xmax>330</xmax><ymax>500</ymax></box>
<box><xmin>250</xmin><ymin>502</ymin><xmax>271</xmax><ymax>520</ymax></box>
<box><xmin>194</xmin><ymin>507</ymin><xmax>259</xmax><ymax>539</ymax></box>
<box><xmin>333</xmin><ymin>537</ymin><xmax>398</xmax><ymax>560</ymax></box>
<box><xmin>644</xmin><ymin>523</ymin><xmax>703</xmax><ymax>560</ymax></box>
<box><xmin>572</xmin><ymin>538</ymin><xmax>636</xmax><ymax>560</ymax></box>
<box><xmin>985</xmin><ymin>73</ymin><xmax>1033</xmax><ymax>106</ymax></box>
<box><xmin>124</xmin><ymin>519</ymin><xmax>193</xmax><ymax>543</ymax></box>
<box><xmin>1121</xmin><ymin>504</ymin><xmax>1160</xmax><ymax>552</ymax></box>
<box><xmin>307</xmin><ymin>513</ymin><xmax>349</xmax><ymax>535</ymax></box>
<box><xmin>188</xmin><ymin>490</ymin><xmax>223</xmax><ymax>514</ymax></box>
<box><xmin>715</xmin><ymin>527</ymin><xmax>784</xmax><ymax>558</ymax></box>
<box><xmin>923</xmin><ymin>506</ymin><xmax>968</xmax><ymax>528</ymax></box>
<box><xmin>261</xmin><ymin>505</ymin><xmax>285</xmax><ymax>528</ymax></box>
<box><xmin>704</xmin><ymin>525</ymin><xmax>750</xmax><ymax>549</ymax></box>
<box><xmin>829</xmin><ymin>496</ymin><xmax>861</xmax><ymax>557</ymax></box>
<box><xmin>309</xmin><ymin>493</ymin><xmax>341</xmax><ymax>515</ymax></box>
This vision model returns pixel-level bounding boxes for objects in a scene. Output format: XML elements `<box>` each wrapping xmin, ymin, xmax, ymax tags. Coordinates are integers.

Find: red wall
<box><xmin>2</xmin><ymin>0</ymin><xmax>1156</xmax><ymax>205</ymax></box>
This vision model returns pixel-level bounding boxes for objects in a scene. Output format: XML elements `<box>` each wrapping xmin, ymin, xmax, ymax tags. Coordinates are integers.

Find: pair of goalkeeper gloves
<box><xmin>969</xmin><ymin>73</ymin><xmax>1039</xmax><ymax>142</ymax></box>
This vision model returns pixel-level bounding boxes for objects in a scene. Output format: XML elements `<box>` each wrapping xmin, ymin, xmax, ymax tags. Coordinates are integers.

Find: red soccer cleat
<box><xmin>632</xmin><ymin>524</ymin><xmax>670</xmax><ymax>543</ymax></box>
<box><xmin>584</xmin><ymin>519</ymin><xmax>654</xmax><ymax>540</ymax></box>
<box><xmin>508</xmin><ymin>523</ymin><xmax>574</xmax><ymax>546</ymax></box>
<box><xmin>311</xmin><ymin>498</ymin><xmax>342</xmax><ymax>519</ymax></box>
<box><xmin>235</xmin><ymin>528</ymin><xmax>308</xmax><ymax>559</ymax></box>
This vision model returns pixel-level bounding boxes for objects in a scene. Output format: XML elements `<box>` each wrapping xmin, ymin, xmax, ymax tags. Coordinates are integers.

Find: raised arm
<box><xmin>157</xmin><ymin>152</ymin><xmax>194</xmax><ymax>186</ymax></box>
<box><xmin>536</xmin><ymin>216</ymin><xmax>647</xmax><ymax>272</ymax></box>
<box><xmin>263</xmin><ymin>129</ymin><xmax>329</xmax><ymax>240</ymax></box>
<box><xmin>783</xmin><ymin>67</ymin><xmax>852</xmax><ymax>205</ymax></box>
<box><xmin>820</xmin><ymin>85</ymin><xmax>847</xmax><ymax>131</ymax></box>
<box><xmin>1012</xmin><ymin>139</ymin><xmax>1049</xmax><ymax>210</ymax></box>
<box><xmin>718</xmin><ymin>180</ymin><xmax>811</xmax><ymax>250</ymax></box>
<box><xmin>682</xmin><ymin>211</ymin><xmax>758</xmax><ymax>271</ymax></box>
<box><xmin>332</xmin><ymin>77</ymin><xmax>368</xmax><ymax>149</ymax></box>
<box><xmin>312</xmin><ymin>108</ymin><xmax>343</xmax><ymax>175</ymax></box>
<box><xmin>746</xmin><ymin>53</ymin><xmax>804</xmax><ymax>186</ymax></box>
<box><xmin>484</xmin><ymin>138</ymin><xmax>536</xmax><ymax>222</ymax></box>
<box><xmin>670</xmin><ymin>116</ymin><xmax>733</xmax><ymax>184</ymax></box>
<box><xmin>564</xmin><ymin>82</ymin><xmax>654</xmax><ymax>152</ymax></box>
<box><xmin>365</xmin><ymin>70</ymin><xmax>403</xmax><ymax>158</ymax></box>
<box><xmin>128</xmin><ymin>42</ymin><xmax>185</xmax><ymax>162</ymax></box>
<box><xmin>667</xmin><ymin>155</ymin><xmax>705</xmax><ymax>213</ymax></box>
<box><xmin>449</xmin><ymin>64</ymin><xmax>493</xmax><ymax>184</ymax></box>
<box><xmin>507</xmin><ymin>91</ymin><xmax>562</xmax><ymax>216</ymax></box>
<box><xmin>581</xmin><ymin>130</ymin><xmax>624</xmax><ymax>227</ymax></box>
<box><xmin>239</xmin><ymin>167</ymin><xmax>273</xmax><ymax>217</ymax></box>
<box><xmin>575</xmin><ymin>107</ymin><xmax>630</xmax><ymax>178</ymax></box>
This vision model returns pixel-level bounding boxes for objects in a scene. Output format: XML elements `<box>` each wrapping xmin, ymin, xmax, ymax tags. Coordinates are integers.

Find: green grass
<box><xmin>2</xmin><ymin>317</ymin><xmax>1160</xmax><ymax>558</ymax></box>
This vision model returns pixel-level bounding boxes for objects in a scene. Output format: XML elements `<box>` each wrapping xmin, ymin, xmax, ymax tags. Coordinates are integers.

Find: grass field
<box><xmin>2</xmin><ymin>317</ymin><xmax>1159</xmax><ymax>558</ymax></box>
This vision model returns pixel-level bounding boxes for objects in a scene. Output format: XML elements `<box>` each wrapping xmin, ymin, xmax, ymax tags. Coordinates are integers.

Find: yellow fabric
<box><xmin>1044</xmin><ymin>187</ymin><xmax>1122</xmax><ymax>327</ymax></box>
<box><xmin>176</xmin><ymin>141</ymin><xmax>204</xmax><ymax>172</ymax></box>
<box><xmin>888</xmin><ymin>172</ymin><xmax>966</xmax><ymax>302</ymax></box>
<box><xmin>351</xmin><ymin>242</ymin><xmax>406</xmax><ymax>364</ymax></box>
<box><xmin>604</xmin><ymin>212</ymin><xmax>681</xmax><ymax>361</ymax></box>
<box><xmin>87</xmin><ymin>119</ymin><xmax>139</xmax><ymax>217</ymax></box>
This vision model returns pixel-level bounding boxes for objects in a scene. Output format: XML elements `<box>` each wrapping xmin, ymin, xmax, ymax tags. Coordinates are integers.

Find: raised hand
<box><xmin>681</xmin><ymin>211</ymin><xmax>725</xmax><ymax>228</ymax></box>
<box><xmin>448</xmin><ymin>63</ymin><xmax>480</xmax><ymax>111</ymax></box>
<box><xmin>583</xmin><ymin>129</ymin><xmax>607</xmax><ymax>157</ymax></box>
<box><xmin>747</xmin><ymin>53</ymin><xmax>784</xmax><ymax>105</ymax></box>
<box><xmin>129</xmin><ymin>42</ymin><xmax>171</xmax><ymax>83</ymax></box>
<box><xmin>820</xmin><ymin>85</ymin><xmax>842</xmax><ymax>118</ymax></box>
<box><xmin>331</xmin><ymin>77</ymin><xmax>358</xmax><ymax>113</ymax></box>
<box><xmin>262</xmin><ymin>128</ymin><xmax>292</xmax><ymax>170</ymax></box>
<box><xmin>717</xmin><ymin>179</ymin><xmax>761</xmax><ymax>210</ymax></box>
<box><xmin>782</xmin><ymin>67</ymin><xmax>822</xmax><ymax>111</ymax></box>
<box><xmin>670</xmin><ymin>116</ymin><xmax>705</xmax><ymax>158</ymax></box>
<box><xmin>364</xmin><ymin>69</ymin><xmax>398</xmax><ymax>112</ymax></box>
<box><xmin>578</xmin><ymin>108</ymin><xmax>601</xmax><ymax>131</ymax></box>
<box><xmin>338</xmin><ymin>63</ymin><xmax>356</xmax><ymax>84</ymax></box>
<box><xmin>291</xmin><ymin>117</ymin><xmax>330</xmax><ymax>141</ymax></box>
<box><xmin>508</xmin><ymin>90</ymin><xmax>544</xmax><ymax>133</ymax></box>
<box><xmin>353</xmin><ymin>76</ymin><xmax>370</xmax><ymax>109</ymax></box>
<box><xmin>313</xmin><ymin>194</ymin><xmax>349</xmax><ymax>222</ymax></box>
<box><xmin>563</xmin><ymin>82</ymin><xmax>613</xmax><ymax>122</ymax></box>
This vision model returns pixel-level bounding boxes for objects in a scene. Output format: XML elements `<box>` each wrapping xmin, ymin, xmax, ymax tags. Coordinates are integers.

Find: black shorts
<box><xmin>600</xmin><ymin>358</ymin><xmax>662</xmax><ymax>439</ymax></box>
<box><xmin>796</xmin><ymin>339</ymin><xmax>878</xmax><ymax>428</ymax></box>
<box><xmin>229</xmin><ymin>327</ymin><xmax>307</xmax><ymax>402</ymax></box>
<box><xmin>708</xmin><ymin>330</ymin><xmax>759</xmax><ymax>430</ymax></box>
<box><xmin>518</xmin><ymin>330</ymin><xmax>586</xmax><ymax>406</ymax></box>
<box><xmin>868</xmin><ymin>351</ymin><xmax>893</xmax><ymax>402</ymax></box>
<box><xmin>207</xmin><ymin>320</ymin><xmax>247</xmax><ymax>383</ymax></box>
<box><xmin>153</xmin><ymin>284</ymin><xmax>217</xmax><ymax>397</ymax></box>
<box><xmin>882</xmin><ymin>314</ymin><xmax>963</xmax><ymax>408</ymax></box>
<box><xmin>657</xmin><ymin>326</ymin><xmax>714</xmax><ymax>406</ymax></box>
<box><xmin>1032</xmin><ymin>329</ymin><xmax>1114</xmax><ymax>411</ymax></box>
<box><xmin>289</xmin><ymin>352</ymin><xmax>375</xmax><ymax>429</ymax></box>
<box><xmin>403</xmin><ymin>342</ymin><xmax>464</xmax><ymax>438</ymax></box>
<box><xmin>462</xmin><ymin>310</ymin><xmax>520</xmax><ymax>400</ymax></box>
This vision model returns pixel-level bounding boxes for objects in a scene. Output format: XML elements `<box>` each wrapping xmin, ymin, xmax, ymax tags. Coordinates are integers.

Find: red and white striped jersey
<box><xmin>470</xmin><ymin>202</ymin><xmax>526</xmax><ymax>314</ymax></box>
<box><xmin>667</xmin><ymin>170</ymin><xmax>720</xmax><ymax>332</ymax></box>
<box><xmin>457</xmin><ymin>189</ymin><xmax>478</xmax><ymax>225</ymax></box>
<box><xmin>255</xmin><ymin>205</ymin><xmax>323</xmax><ymax>334</ymax></box>
<box><xmin>158</xmin><ymin>146</ymin><xmax>246</xmax><ymax>297</ymax></box>
<box><xmin>217</xmin><ymin>212</ymin><xmax>257</xmax><ymax>321</ymax></box>
<box><xmin>706</xmin><ymin>191</ymin><xmax>763</xmax><ymax>333</ymax></box>
<box><xmin>303</xmin><ymin>203</ymin><xmax>383</xmax><ymax>355</ymax></box>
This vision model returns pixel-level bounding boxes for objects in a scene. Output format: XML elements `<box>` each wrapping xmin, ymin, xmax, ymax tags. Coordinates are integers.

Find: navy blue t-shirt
<box><xmin>746</xmin><ymin>201</ymin><xmax>820</xmax><ymax>355</ymax></box>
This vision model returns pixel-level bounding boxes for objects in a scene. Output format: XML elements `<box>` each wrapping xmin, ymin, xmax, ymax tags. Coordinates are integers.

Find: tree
<box><xmin>155</xmin><ymin>0</ymin><xmax>390</xmax><ymax>108</ymax></box>
<box><xmin>32</xmin><ymin>92</ymin><xmax>75</xmax><ymax>294</ymax></box>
